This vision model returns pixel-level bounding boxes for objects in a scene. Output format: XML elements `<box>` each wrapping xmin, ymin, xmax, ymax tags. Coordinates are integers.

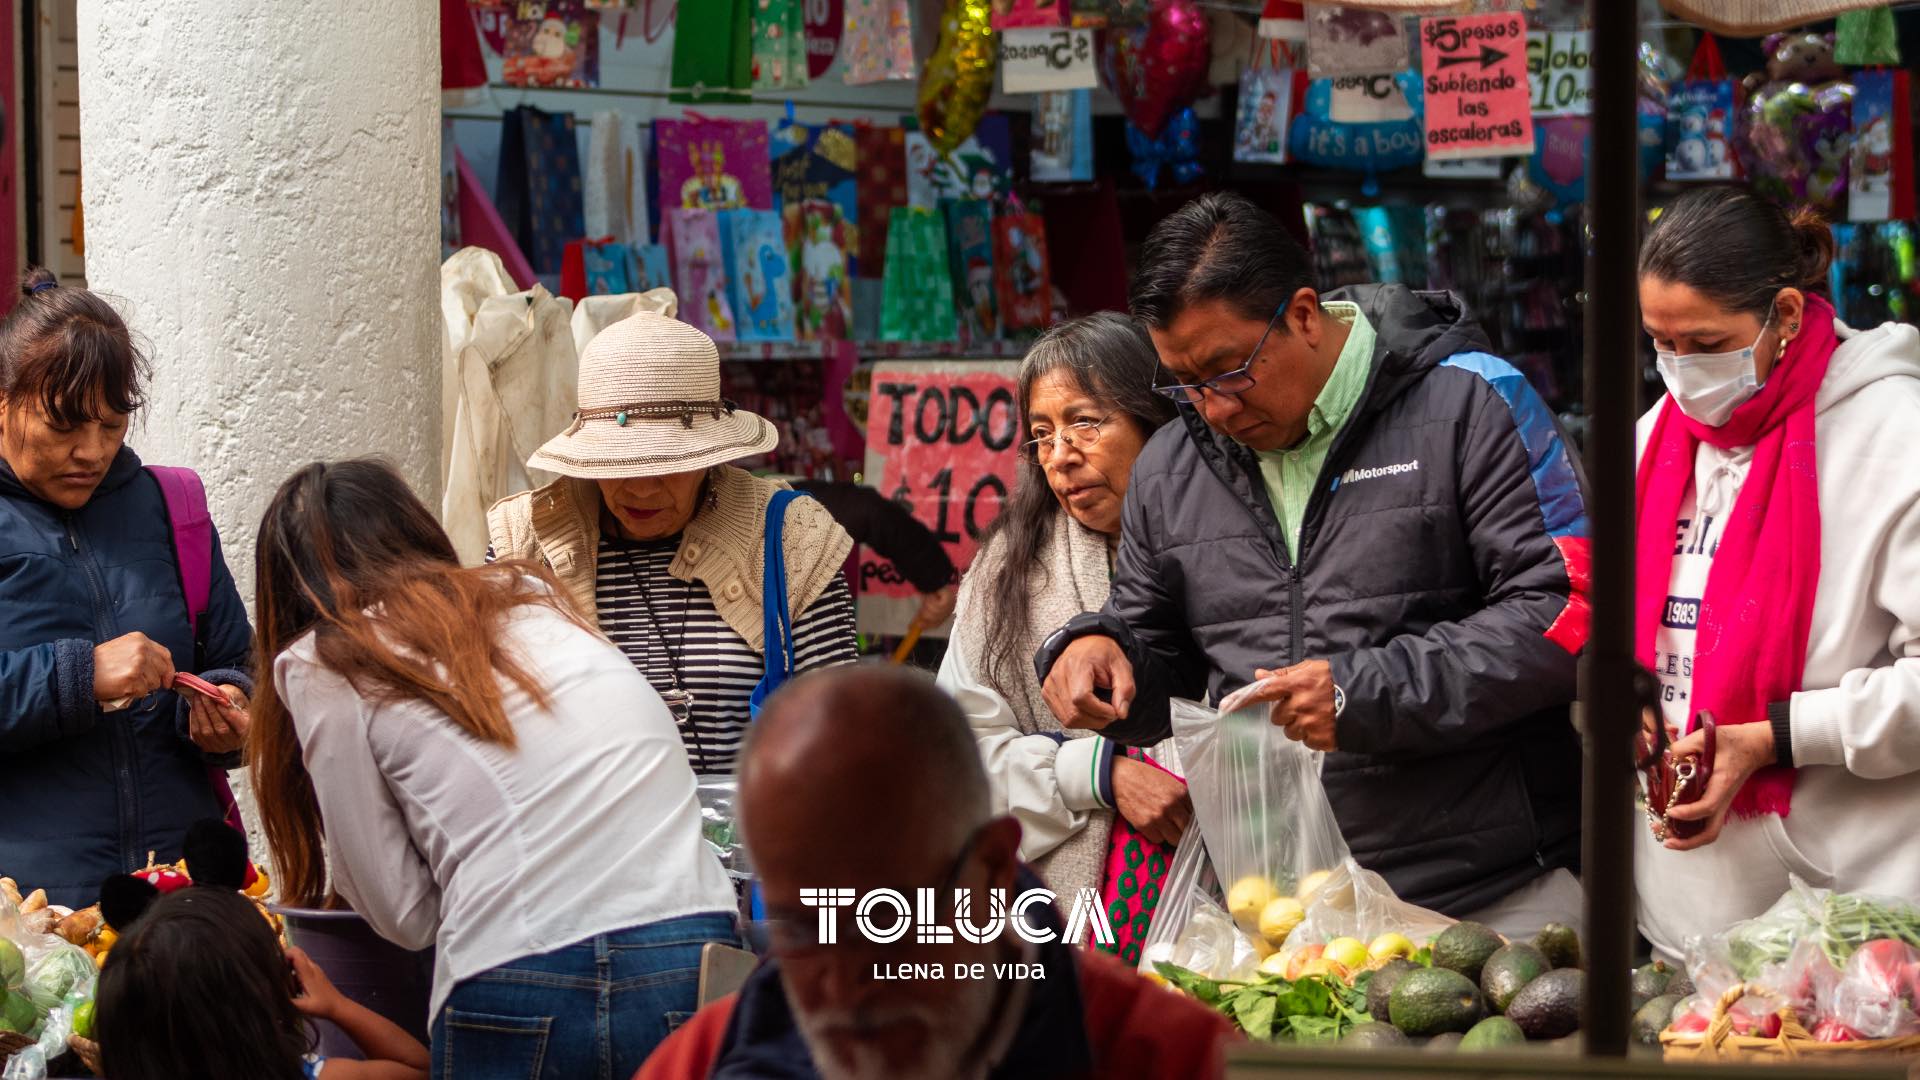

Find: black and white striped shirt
<box><xmin>595</xmin><ymin>535</ymin><xmax>859</xmax><ymax>774</ymax></box>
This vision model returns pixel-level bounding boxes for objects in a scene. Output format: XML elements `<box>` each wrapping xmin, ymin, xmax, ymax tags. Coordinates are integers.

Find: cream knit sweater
<box><xmin>486</xmin><ymin>466</ymin><xmax>853</xmax><ymax>651</ymax></box>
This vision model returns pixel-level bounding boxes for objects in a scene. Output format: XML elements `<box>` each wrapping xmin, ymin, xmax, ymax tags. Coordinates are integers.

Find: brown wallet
<box><xmin>1642</xmin><ymin>711</ymin><xmax>1716</xmax><ymax>843</ymax></box>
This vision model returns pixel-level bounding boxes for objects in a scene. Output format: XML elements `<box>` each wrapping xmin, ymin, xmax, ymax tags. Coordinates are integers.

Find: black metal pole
<box><xmin>1580</xmin><ymin>2</ymin><xmax>1641</xmax><ymax>1059</ymax></box>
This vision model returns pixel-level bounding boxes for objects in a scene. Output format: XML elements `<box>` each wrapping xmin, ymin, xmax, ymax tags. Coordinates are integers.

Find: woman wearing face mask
<box><xmin>1634</xmin><ymin>187</ymin><xmax>1920</xmax><ymax>960</ymax></box>
<box><xmin>487</xmin><ymin>313</ymin><xmax>856</xmax><ymax>775</ymax></box>
<box><xmin>938</xmin><ymin>314</ymin><xmax>1190</xmax><ymax>962</ymax></box>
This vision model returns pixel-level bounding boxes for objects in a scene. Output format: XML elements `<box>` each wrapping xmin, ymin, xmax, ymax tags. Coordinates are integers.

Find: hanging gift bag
<box><xmin>1032</xmin><ymin>90</ymin><xmax>1094</xmax><ymax>181</ymax></box>
<box><xmin>842</xmin><ymin>0</ymin><xmax>916</xmax><ymax>84</ymax></box>
<box><xmin>943</xmin><ymin>199</ymin><xmax>998</xmax><ymax>343</ymax></box>
<box><xmin>502</xmin><ymin>6</ymin><xmax>600</xmax><ymax>88</ymax></box>
<box><xmin>772</xmin><ymin>123</ymin><xmax>861</xmax><ymax>276</ymax></box>
<box><xmin>994</xmin><ymin>205</ymin><xmax>1052</xmax><ymax>332</ymax></box>
<box><xmin>721</xmin><ymin>209</ymin><xmax>798</xmax><ymax>341</ymax></box>
<box><xmin>1849</xmin><ymin>69</ymin><xmax>1914</xmax><ymax>222</ymax></box>
<box><xmin>667</xmin><ymin>209</ymin><xmax>738</xmax><ymax>341</ymax></box>
<box><xmin>494</xmin><ymin>106</ymin><xmax>586</xmax><ymax>274</ymax></box>
<box><xmin>854</xmin><ymin>124</ymin><xmax>908</xmax><ymax>279</ymax></box>
<box><xmin>1234</xmin><ymin>49</ymin><xmax>1295</xmax><ymax>165</ymax></box>
<box><xmin>672</xmin><ymin>0</ymin><xmax>753</xmax><ymax>102</ymax></box>
<box><xmin>753</xmin><ymin>0</ymin><xmax>809</xmax><ymax>90</ymax></box>
<box><xmin>793</xmin><ymin>199</ymin><xmax>852</xmax><ymax>341</ymax></box>
<box><xmin>1666</xmin><ymin>35</ymin><xmax>1737</xmax><ymax>182</ymax></box>
<box><xmin>656</xmin><ymin>114</ymin><xmax>774</xmax><ymax>211</ymax></box>
<box><xmin>880</xmin><ymin>208</ymin><xmax>956</xmax><ymax>342</ymax></box>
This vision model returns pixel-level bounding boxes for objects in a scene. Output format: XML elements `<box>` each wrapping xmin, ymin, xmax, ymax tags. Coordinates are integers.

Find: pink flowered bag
<box><xmin>1097</xmin><ymin>750</ymin><xmax>1181</xmax><ymax>967</ymax></box>
<box><xmin>840</xmin><ymin>0</ymin><xmax>914</xmax><ymax>85</ymax></box>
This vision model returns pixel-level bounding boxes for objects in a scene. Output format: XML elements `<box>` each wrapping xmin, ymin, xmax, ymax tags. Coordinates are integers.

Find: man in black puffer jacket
<box><xmin>1036</xmin><ymin>194</ymin><xmax>1588</xmax><ymax>930</ymax></box>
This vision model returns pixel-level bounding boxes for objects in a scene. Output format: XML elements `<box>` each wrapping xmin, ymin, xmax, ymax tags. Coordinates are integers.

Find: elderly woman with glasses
<box><xmin>937</xmin><ymin>313</ymin><xmax>1188</xmax><ymax>965</ymax></box>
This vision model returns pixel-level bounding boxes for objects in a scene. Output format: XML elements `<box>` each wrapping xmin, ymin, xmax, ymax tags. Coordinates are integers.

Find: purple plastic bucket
<box><xmin>276</xmin><ymin>906</ymin><xmax>433</xmax><ymax>1059</ymax></box>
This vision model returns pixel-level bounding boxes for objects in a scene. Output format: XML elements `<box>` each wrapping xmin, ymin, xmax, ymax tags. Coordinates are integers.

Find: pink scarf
<box><xmin>1634</xmin><ymin>295</ymin><xmax>1838</xmax><ymax>820</ymax></box>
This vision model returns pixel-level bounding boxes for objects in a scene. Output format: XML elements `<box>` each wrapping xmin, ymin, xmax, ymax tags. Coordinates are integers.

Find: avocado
<box><xmin>1633</xmin><ymin>993</ymin><xmax>1682</xmax><ymax>1047</ymax></box>
<box><xmin>1390</xmin><ymin>967</ymin><xmax>1487</xmax><ymax>1037</ymax></box>
<box><xmin>1432</xmin><ymin>922</ymin><xmax>1506</xmax><ymax>984</ymax></box>
<box><xmin>1344</xmin><ymin>1021</ymin><xmax>1411</xmax><ymax>1048</ymax></box>
<box><xmin>1424</xmin><ymin>1032</ymin><xmax>1464</xmax><ymax>1053</ymax></box>
<box><xmin>1632</xmin><ymin>961</ymin><xmax>1674</xmax><ymax>1005</ymax></box>
<box><xmin>1532</xmin><ymin>923</ymin><xmax>1582</xmax><ymax>970</ymax></box>
<box><xmin>1460</xmin><ymin>1015</ymin><xmax>1527</xmax><ymax>1051</ymax></box>
<box><xmin>1506</xmin><ymin>968</ymin><xmax>1584</xmax><ymax>1040</ymax></box>
<box><xmin>1480</xmin><ymin>942</ymin><xmax>1550</xmax><ymax>1014</ymax></box>
<box><xmin>1367</xmin><ymin>958</ymin><xmax>1418</xmax><ymax>1024</ymax></box>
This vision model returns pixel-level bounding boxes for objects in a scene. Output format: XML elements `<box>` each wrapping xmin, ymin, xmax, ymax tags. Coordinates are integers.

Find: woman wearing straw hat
<box><xmin>488</xmin><ymin>313</ymin><xmax>857</xmax><ymax>774</ymax></box>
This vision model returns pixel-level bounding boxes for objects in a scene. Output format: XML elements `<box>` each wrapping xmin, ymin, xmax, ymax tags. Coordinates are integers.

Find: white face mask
<box><xmin>1655</xmin><ymin>318</ymin><xmax>1772</xmax><ymax>427</ymax></box>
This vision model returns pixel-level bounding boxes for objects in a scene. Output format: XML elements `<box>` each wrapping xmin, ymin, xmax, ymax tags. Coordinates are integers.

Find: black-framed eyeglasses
<box><xmin>760</xmin><ymin>824</ymin><xmax>987</xmax><ymax>958</ymax></box>
<box><xmin>1022</xmin><ymin>415</ymin><xmax>1113</xmax><ymax>463</ymax></box>
<box><xmin>1151</xmin><ymin>303</ymin><xmax>1285</xmax><ymax>404</ymax></box>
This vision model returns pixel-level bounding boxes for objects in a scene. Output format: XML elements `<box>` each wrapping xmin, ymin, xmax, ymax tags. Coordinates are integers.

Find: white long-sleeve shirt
<box><xmin>275</xmin><ymin>599</ymin><xmax>735</xmax><ymax>1017</ymax></box>
<box><xmin>937</xmin><ymin>634</ymin><xmax>1113</xmax><ymax>865</ymax></box>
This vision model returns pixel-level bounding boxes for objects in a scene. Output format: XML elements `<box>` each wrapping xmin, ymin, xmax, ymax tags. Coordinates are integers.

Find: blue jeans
<box><xmin>429</xmin><ymin>912</ymin><xmax>738</xmax><ymax>1080</ymax></box>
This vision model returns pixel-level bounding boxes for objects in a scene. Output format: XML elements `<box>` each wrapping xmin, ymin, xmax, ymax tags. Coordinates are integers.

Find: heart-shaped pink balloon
<box><xmin>1102</xmin><ymin>0</ymin><xmax>1211</xmax><ymax>138</ymax></box>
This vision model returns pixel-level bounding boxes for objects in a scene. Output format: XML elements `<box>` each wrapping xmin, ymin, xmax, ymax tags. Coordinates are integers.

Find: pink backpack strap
<box><xmin>147</xmin><ymin>466</ymin><xmax>246</xmax><ymax>840</ymax></box>
<box><xmin>147</xmin><ymin>466</ymin><xmax>213</xmax><ymax>637</ymax></box>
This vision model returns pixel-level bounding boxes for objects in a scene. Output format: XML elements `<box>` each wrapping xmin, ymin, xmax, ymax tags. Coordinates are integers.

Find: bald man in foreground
<box><xmin>636</xmin><ymin>665</ymin><xmax>1234</xmax><ymax>1080</ymax></box>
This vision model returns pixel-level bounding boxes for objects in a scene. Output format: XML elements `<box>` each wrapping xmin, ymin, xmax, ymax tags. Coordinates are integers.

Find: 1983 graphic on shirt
<box><xmin>1661</xmin><ymin>595</ymin><xmax>1701</xmax><ymax>630</ymax></box>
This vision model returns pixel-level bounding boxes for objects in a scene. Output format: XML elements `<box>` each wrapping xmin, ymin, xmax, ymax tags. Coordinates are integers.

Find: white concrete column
<box><xmin>78</xmin><ymin>2</ymin><xmax>442</xmax><ymax>861</ymax></box>
<box><xmin>77</xmin><ymin>0</ymin><xmax>443</xmax><ymax>599</ymax></box>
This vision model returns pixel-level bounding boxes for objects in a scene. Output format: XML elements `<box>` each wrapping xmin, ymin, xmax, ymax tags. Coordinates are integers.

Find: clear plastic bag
<box><xmin>1171</xmin><ymin>697</ymin><xmax>1349</xmax><ymax>952</ymax></box>
<box><xmin>1279</xmin><ymin>858</ymin><xmax>1454</xmax><ymax>964</ymax></box>
<box><xmin>1136</xmin><ymin>825</ymin><xmax>1218</xmax><ymax>976</ymax></box>
<box><xmin>695</xmin><ymin>775</ymin><xmax>752</xmax><ymax>879</ymax></box>
<box><xmin>1825</xmin><ymin>938</ymin><xmax>1920</xmax><ymax>1039</ymax></box>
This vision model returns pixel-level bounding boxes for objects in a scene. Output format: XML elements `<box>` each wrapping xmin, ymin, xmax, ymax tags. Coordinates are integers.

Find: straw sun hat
<box><xmin>527</xmin><ymin>312</ymin><xmax>778</xmax><ymax>480</ymax></box>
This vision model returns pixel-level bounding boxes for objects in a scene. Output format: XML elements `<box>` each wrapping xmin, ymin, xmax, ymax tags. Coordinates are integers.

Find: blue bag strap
<box><xmin>749</xmin><ymin>490</ymin><xmax>805</xmax><ymax>720</ymax></box>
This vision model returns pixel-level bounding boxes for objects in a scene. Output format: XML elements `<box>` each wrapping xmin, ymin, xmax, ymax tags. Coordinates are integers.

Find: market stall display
<box><xmin>1659</xmin><ymin>879</ymin><xmax>1920</xmax><ymax>1062</ymax></box>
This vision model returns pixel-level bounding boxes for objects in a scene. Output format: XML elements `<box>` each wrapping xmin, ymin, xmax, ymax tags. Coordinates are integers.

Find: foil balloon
<box><xmin>1737</xmin><ymin>31</ymin><xmax>1855</xmax><ymax>211</ymax></box>
<box><xmin>1126</xmin><ymin>107</ymin><xmax>1202</xmax><ymax>189</ymax></box>
<box><xmin>1100</xmin><ymin>0</ymin><xmax>1211</xmax><ymax>138</ymax></box>
<box><xmin>919</xmin><ymin>0</ymin><xmax>998</xmax><ymax>154</ymax></box>
<box><xmin>1288</xmin><ymin>71</ymin><xmax>1424</xmax><ymax>174</ymax></box>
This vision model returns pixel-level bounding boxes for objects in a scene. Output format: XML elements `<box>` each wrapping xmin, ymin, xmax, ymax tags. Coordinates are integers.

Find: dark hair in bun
<box><xmin>1639</xmin><ymin>186</ymin><xmax>1834</xmax><ymax>320</ymax></box>
<box><xmin>0</xmin><ymin>266</ymin><xmax>149</xmax><ymax>425</ymax></box>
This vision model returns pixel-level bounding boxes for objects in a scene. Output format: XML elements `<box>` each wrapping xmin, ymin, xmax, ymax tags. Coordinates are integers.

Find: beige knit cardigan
<box><xmin>486</xmin><ymin>466</ymin><xmax>853</xmax><ymax>650</ymax></box>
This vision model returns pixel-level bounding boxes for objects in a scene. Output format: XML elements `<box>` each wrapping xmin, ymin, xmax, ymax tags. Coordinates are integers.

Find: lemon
<box><xmin>1324</xmin><ymin>936</ymin><xmax>1369</xmax><ymax>971</ymax></box>
<box><xmin>1296</xmin><ymin>869</ymin><xmax>1334</xmax><ymax>905</ymax></box>
<box><xmin>1258</xmin><ymin>896</ymin><xmax>1306</xmax><ymax>946</ymax></box>
<box><xmin>1250</xmin><ymin>933</ymin><xmax>1277</xmax><ymax>960</ymax></box>
<box><xmin>1227</xmin><ymin>876</ymin><xmax>1280</xmax><ymax>931</ymax></box>
<box><xmin>1259</xmin><ymin>951</ymin><xmax>1292</xmax><ymax>977</ymax></box>
<box><xmin>1368</xmin><ymin>932</ymin><xmax>1416</xmax><ymax>961</ymax></box>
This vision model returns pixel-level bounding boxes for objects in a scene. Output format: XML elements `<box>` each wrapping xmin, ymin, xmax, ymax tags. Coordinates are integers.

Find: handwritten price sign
<box><xmin>858</xmin><ymin>361</ymin><xmax>1021</xmax><ymax>637</ymax></box>
<box><xmin>1420</xmin><ymin>13</ymin><xmax>1534</xmax><ymax>160</ymax></box>
<box><xmin>1526</xmin><ymin>29</ymin><xmax>1592</xmax><ymax>117</ymax></box>
<box><xmin>1000</xmin><ymin>28</ymin><xmax>1098</xmax><ymax>93</ymax></box>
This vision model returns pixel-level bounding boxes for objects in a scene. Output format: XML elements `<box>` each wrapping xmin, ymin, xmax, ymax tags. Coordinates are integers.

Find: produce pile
<box><xmin>1157</xmin><ymin>918</ymin><xmax>1592</xmax><ymax>1051</ymax></box>
<box><xmin>1658</xmin><ymin>879</ymin><xmax>1920</xmax><ymax>1047</ymax></box>
<box><xmin>0</xmin><ymin>885</ymin><xmax>103</xmax><ymax>1070</ymax></box>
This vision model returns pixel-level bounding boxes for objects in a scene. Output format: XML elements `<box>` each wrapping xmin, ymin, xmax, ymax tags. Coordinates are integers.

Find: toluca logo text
<box><xmin>799</xmin><ymin>887</ymin><xmax>1116</xmax><ymax>946</ymax></box>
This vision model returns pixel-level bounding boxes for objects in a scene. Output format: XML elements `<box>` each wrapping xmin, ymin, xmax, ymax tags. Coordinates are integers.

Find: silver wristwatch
<box><xmin>1332</xmin><ymin>684</ymin><xmax>1347</xmax><ymax>718</ymax></box>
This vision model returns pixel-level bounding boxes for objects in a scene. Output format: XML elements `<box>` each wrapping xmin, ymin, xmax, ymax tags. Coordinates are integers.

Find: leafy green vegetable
<box><xmin>1154</xmin><ymin>962</ymin><xmax>1377</xmax><ymax>1044</ymax></box>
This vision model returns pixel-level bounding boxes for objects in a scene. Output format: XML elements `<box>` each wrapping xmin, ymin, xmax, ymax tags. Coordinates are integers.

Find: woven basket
<box><xmin>1661</xmin><ymin>983</ymin><xmax>1920</xmax><ymax>1063</ymax></box>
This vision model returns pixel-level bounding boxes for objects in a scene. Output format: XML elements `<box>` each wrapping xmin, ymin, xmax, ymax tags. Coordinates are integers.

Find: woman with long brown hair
<box><xmin>248</xmin><ymin>459</ymin><xmax>736</xmax><ymax>1079</ymax></box>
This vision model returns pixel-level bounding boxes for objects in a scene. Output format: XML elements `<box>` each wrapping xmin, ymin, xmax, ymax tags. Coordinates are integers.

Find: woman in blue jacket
<box><xmin>0</xmin><ymin>268</ymin><xmax>253</xmax><ymax>908</ymax></box>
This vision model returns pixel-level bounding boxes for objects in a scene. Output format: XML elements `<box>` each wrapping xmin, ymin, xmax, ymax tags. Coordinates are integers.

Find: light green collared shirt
<box><xmin>1256</xmin><ymin>302</ymin><xmax>1374</xmax><ymax>561</ymax></box>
